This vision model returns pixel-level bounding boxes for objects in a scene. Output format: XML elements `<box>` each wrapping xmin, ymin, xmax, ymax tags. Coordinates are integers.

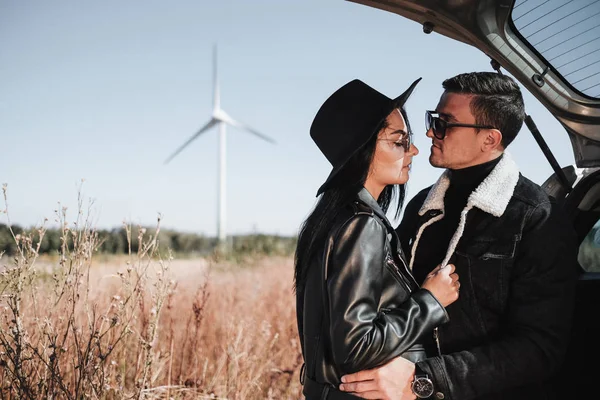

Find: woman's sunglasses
<box><xmin>426</xmin><ymin>110</ymin><xmax>496</xmax><ymax>140</ymax></box>
<box><xmin>378</xmin><ymin>133</ymin><xmax>412</xmax><ymax>153</ymax></box>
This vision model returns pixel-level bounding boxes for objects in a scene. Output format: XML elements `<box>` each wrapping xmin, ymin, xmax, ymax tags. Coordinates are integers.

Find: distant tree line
<box><xmin>5</xmin><ymin>221</ymin><xmax>600</xmax><ymax>269</ymax></box>
<box><xmin>0</xmin><ymin>223</ymin><xmax>297</xmax><ymax>257</ymax></box>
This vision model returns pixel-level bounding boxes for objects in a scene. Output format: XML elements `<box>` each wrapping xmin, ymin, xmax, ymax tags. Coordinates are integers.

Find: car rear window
<box><xmin>510</xmin><ymin>0</ymin><xmax>600</xmax><ymax>99</ymax></box>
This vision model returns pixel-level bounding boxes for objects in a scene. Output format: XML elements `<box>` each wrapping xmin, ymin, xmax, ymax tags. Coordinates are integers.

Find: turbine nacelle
<box><xmin>212</xmin><ymin>107</ymin><xmax>228</xmax><ymax>122</ymax></box>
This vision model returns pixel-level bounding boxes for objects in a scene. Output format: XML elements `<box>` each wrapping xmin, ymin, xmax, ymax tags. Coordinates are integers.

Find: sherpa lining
<box><xmin>409</xmin><ymin>152</ymin><xmax>520</xmax><ymax>270</ymax></box>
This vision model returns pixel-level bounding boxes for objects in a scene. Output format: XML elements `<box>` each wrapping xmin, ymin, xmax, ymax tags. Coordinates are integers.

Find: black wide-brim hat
<box><xmin>310</xmin><ymin>77</ymin><xmax>422</xmax><ymax>196</ymax></box>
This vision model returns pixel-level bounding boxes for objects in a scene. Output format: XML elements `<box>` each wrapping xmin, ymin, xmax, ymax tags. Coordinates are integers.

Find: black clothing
<box><xmin>397</xmin><ymin>154</ymin><xmax>579</xmax><ymax>400</ymax></box>
<box><xmin>413</xmin><ymin>156</ymin><xmax>503</xmax><ymax>285</ymax></box>
<box><xmin>297</xmin><ymin>188</ymin><xmax>448</xmax><ymax>399</ymax></box>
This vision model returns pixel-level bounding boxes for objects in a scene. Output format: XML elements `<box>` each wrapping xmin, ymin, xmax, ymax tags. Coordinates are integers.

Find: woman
<box><xmin>295</xmin><ymin>78</ymin><xmax>460</xmax><ymax>399</ymax></box>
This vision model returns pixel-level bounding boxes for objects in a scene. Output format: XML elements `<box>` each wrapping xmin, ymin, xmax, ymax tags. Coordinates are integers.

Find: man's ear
<box><xmin>482</xmin><ymin>129</ymin><xmax>503</xmax><ymax>151</ymax></box>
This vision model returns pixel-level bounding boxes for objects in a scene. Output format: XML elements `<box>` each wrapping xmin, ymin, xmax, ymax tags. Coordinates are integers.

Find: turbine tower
<box><xmin>164</xmin><ymin>44</ymin><xmax>275</xmax><ymax>249</ymax></box>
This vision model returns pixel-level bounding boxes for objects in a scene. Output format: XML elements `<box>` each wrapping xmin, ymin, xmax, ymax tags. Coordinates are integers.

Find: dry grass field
<box><xmin>0</xmin><ymin>226</ymin><xmax>304</xmax><ymax>399</ymax></box>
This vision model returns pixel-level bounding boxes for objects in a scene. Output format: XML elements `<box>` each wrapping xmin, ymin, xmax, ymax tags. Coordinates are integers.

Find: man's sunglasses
<box><xmin>426</xmin><ymin>110</ymin><xmax>496</xmax><ymax>140</ymax></box>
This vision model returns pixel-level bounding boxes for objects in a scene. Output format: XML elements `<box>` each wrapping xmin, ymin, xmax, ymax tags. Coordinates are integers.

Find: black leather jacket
<box><xmin>398</xmin><ymin>156</ymin><xmax>579</xmax><ymax>400</ymax></box>
<box><xmin>296</xmin><ymin>188</ymin><xmax>449</xmax><ymax>398</ymax></box>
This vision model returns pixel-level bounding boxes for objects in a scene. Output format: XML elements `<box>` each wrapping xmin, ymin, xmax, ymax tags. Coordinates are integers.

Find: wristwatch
<box><xmin>411</xmin><ymin>372</ymin><xmax>434</xmax><ymax>398</ymax></box>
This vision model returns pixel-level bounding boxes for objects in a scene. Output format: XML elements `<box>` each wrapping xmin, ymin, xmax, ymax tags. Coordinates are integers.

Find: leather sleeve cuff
<box><xmin>413</xmin><ymin>288</ymin><xmax>450</xmax><ymax>327</ymax></box>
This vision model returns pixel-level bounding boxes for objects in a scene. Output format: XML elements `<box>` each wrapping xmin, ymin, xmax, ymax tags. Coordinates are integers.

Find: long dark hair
<box><xmin>294</xmin><ymin>107</ymin><xmax>412</xmax><ymax>294</ymax></box>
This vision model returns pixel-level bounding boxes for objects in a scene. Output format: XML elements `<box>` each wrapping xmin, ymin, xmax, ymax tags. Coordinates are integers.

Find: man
<box><xmin>338</xmin><ymin>72</ymin><xmax>579</xmax><ymax>400</ymax></box>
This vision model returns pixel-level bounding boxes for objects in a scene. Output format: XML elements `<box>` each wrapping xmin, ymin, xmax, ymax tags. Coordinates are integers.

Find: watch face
<box><xmin>412</xmin><ymin>377</ymin><xmax>434</xmax><ymax>398</ymax></box>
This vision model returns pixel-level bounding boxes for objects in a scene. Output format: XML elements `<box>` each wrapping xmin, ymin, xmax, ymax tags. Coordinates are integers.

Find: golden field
<box><xmin>0</xmin><ymin>248</ymin><xmax>304</xmax><ymax>399</ymax></box>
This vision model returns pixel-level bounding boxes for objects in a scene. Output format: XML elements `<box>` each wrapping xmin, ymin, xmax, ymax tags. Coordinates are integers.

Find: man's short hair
<box><xmin>442</xmin><ymin>72</ymin><xmax>526</xmax><ymax>148</ymax></box>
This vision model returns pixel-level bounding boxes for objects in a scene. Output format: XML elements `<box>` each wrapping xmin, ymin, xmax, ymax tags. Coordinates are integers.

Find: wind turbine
<box><xmin>164</xmin><ymin>44</ymin><xmax>275</xmax><ymax>249</ymax></box>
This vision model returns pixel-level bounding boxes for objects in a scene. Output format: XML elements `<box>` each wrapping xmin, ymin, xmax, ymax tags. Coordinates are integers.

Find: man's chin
<box><xmin>429</xmin><ymin>154</ymin><xmax>445</xmax><ymax>168</ymax></box>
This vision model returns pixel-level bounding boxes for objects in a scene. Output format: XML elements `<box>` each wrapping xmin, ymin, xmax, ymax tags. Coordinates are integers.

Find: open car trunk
<box><xmin>347</xmin><ymin>0</ymin><xmax>600</xmax><ymax>396</ymax></box>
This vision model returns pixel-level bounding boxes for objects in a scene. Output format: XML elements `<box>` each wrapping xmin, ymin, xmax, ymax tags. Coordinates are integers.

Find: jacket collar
<box><xmin>409</xmin><ymin>152</ymin><xmax>520</xmax><ymax>270</ymax></box>
<box><xmin>418</xmin><ymin>152</ymin><xmax>520</xmax><ymax>218</ymax></box>
<box><xmin>358</xmin><ymin>187</ymin><xmax>389</xmax><ymax>222</ymax></box>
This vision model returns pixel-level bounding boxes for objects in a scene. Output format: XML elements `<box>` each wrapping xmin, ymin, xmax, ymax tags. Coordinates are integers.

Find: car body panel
<box><xmin>347</xmin><ymin>0</ymin><xmax>600</xmax><ymax>167</ymax></box>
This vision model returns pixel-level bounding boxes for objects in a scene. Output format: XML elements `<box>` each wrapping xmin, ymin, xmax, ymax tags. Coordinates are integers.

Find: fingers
<box><xmin>440</xmin><ymin>264</ymin><xmax>459</xmax><ymax>284</ymax></box>
<box><xmin>339</xmin><ymin>380</ymin><xmax>378</xmax><ymax>394</ymax></box>
<box><xmin>444</xmin><ymin>263</ymin><xmax>456</xmax><ymax>273</ymax></box>
<box><xmin>430</xmin><ymin>263</ymin><xmax>455</xmax><ymax>277</ymax></box>
<box><xmin>341</xmin><ymin>369</ymin><xmax>375</xmax><ymax>384</ymax></box>
<box><xmin>428</xmin><ymin>264</ymin><xmax>442</xmax><ymax>276</ymax></box>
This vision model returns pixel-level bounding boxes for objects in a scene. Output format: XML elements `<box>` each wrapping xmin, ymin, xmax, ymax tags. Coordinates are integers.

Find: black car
<box><xmin>348</xmin><ymin>0</ymin><xmax>600</xmax><ymax>396</ymax></box>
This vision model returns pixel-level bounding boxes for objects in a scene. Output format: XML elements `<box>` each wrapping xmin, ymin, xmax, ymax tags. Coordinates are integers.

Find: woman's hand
<box><xmin>421</xmin><ymin>263</ymin><xmax>460</xmax><ymax>307</ymax></box>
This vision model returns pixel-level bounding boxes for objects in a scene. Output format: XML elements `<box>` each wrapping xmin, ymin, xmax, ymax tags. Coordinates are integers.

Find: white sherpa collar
<box><xmin>418</xmin><ymin>152</ymin><xmax>520</xmax><ymax>218</ymax></box>
<box><xmin>409</xmin><ymin>152</ymin><xmax>520</xmax><ymax>269</ymax></box>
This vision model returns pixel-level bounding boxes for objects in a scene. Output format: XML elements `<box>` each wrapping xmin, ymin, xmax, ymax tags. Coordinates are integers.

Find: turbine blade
<box><xmin>217</xmin><ymin>110</ymin><xmax>276</xmax><ymax>144</ymax></box>
<box><xmin>238</xmin><ymin>123</ymin><xmax>276</xmax><ymax>144</ymax></box>
<box><xmin>164</xmin><ymin>118</ymin><xmax>218</xmax><ymax>164</ymax></box>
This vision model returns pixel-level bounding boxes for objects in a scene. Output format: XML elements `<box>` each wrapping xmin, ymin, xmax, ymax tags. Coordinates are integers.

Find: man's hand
<box><xmin>338</xmin><ymin>356</ymin><xmax>416</xmax><ymax>400</ymax></box>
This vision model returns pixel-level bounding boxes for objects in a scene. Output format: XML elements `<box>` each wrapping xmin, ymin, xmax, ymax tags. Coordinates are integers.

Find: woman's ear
<box><xmin>482</xmin><ymin>129</ymin><xmax>503</xmax><ymax>151</ymax></box>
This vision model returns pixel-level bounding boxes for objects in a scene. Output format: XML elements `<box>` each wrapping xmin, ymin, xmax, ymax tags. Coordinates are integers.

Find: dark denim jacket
<box><xmin>397</xmin><ymin>154</ymin><xmax>579</xmax><ymax>400</ymax></box>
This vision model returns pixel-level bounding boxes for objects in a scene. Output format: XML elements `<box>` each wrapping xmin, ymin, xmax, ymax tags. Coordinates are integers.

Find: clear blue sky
<box><xmin>0</xmin><ymin>0</ymin><xmax>574</xmax><ymax>237</ymax></box>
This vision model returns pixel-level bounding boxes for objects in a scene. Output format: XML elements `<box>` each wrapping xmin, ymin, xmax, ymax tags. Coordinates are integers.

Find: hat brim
<box><xmin>316</xmin><ymin>77</ymin><xmax>422</xmax><ymax>196</ymax></box>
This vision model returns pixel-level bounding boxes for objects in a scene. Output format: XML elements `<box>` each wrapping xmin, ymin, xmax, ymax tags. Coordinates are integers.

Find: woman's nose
<box><xmin>410</xmin><ymin>143</ymin><xmax>419</xmax><ymax>156</ymax></box>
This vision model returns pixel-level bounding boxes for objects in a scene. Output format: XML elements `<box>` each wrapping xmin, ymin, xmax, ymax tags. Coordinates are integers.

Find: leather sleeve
<box><xmin>326</xmin><ymin>215</ymin><xmax>448</xmax><ymax>374</ymax></box>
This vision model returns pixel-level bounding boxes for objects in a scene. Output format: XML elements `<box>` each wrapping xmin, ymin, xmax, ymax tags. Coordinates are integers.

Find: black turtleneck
<box><xmin>412</xmin><ymin>155</ymin><xmax>503</xmax><ymax>285</ymax></box>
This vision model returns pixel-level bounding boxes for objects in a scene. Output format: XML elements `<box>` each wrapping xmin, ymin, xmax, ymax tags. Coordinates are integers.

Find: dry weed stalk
<box><xmin>0</xmin><ymin>184</ymin><xmax>174</xmax><ymax>399</ymax></box>
<box><xmin>0</xmin><ymin>183</ymin><xmax>303</xmax><ymax>399</ymax></box>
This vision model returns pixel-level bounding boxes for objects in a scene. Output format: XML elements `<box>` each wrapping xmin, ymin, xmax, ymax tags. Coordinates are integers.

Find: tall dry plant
<box><xmin>0</xmin><ymin>184</ymin><xmax>174</xmax><ymax>399</ymax></box>
<box><xmin>0</xmin><ymin>183</ymin><xmax>303</xmax><ymax>399</ymax></box>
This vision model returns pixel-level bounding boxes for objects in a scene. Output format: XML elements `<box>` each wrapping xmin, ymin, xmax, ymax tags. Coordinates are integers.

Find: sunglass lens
<box><xmin>425</xmin><ymin>112</ymin><xmax>432</xmax><ymax>131</ymax></box>
<box><xmin>433</xmin><ymin>118</ymin><xmax>445</xmax><ymax>139</ymax></box>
